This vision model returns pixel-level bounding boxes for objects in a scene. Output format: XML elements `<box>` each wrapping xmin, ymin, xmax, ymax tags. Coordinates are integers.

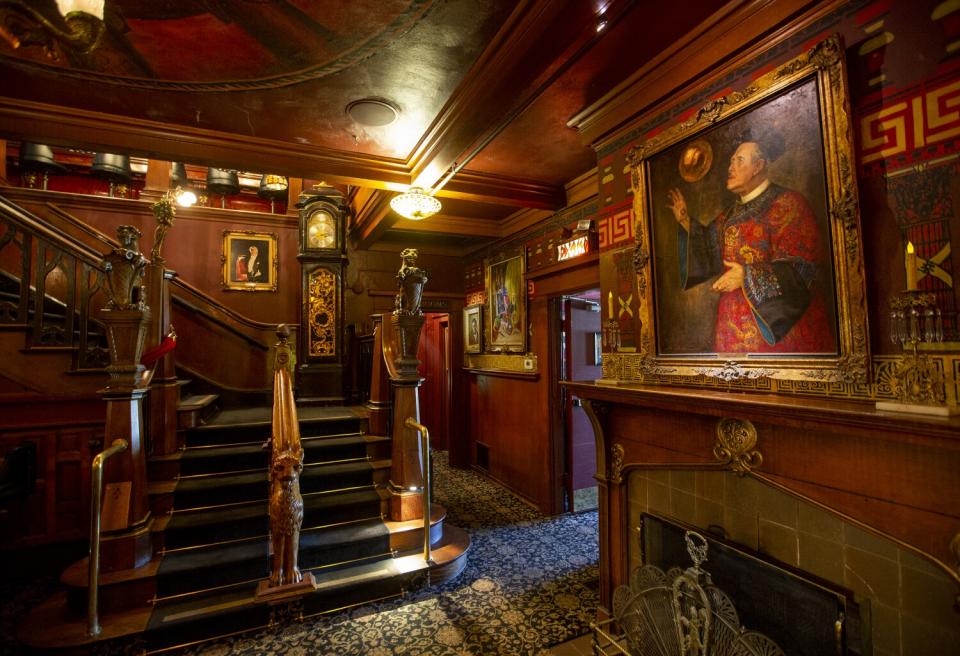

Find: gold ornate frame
<box><xmin>485</xmin><ymin>253</ymin><xmax>527</xmax><ymax>353</ymax></box>
<box><xmin>221</xmin><ymin>230</ymin><xmax>278</xmax><ymax>292</ymax></box>
<box><xmin>623</xmin><ymin>36</ymin><xmax>869</xmax><ymax>384</ymax></box>
<box><xmin>464</xmin><ymin>304</ymin><xmax>483</xmax><ymax>354</ymax></box>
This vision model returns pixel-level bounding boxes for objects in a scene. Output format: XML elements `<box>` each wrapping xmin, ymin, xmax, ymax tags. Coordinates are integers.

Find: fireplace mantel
<box><xmin>563</xmin><ymin>381</ymin><xmax>960</xmax><ymax>617</ymax></box>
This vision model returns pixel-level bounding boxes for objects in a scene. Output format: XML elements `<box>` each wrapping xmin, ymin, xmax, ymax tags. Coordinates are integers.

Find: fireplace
<box><xmin>639</xmin><ymin>511</ymin><xmax>862</xmax><ymax>655</ymax></box>
<box><xmin>565</xmin><ymin>382</ymin><xmax>960</xmax><ymax>655</ymax></box>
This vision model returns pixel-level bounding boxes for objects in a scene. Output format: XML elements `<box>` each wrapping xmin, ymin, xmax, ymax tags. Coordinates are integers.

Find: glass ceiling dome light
<box><xmin>390</xmin><ymin>187</ymin><xmax>441</xmax><ymax>220</ymax></box>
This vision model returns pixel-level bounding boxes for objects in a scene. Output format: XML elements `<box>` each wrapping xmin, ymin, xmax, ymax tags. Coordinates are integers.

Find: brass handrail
<box><xmin>88</xmin><ymin>439</ymin><xmax>128</xmax><ymax>637</ymax></box>
<box><xmin>403</xmin><ymin>418</ymin><xmax>432</xmax><ymax>565</ymax></box>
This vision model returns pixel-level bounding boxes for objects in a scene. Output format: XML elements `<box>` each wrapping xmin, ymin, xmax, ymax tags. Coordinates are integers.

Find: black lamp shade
<box><xmin>170</xmin><ymin>162</ymin><xmax>189</xmax><ymax>188</ymax></box>
<box><xmin>91</xmin><ymin>153</ymin><xmax>132</xmax><ymax>183</ymax></box>
<box><xmin>206</xmin><ymin>168</ymin><xmax>240</xmax><ymax>196</ymax></box>
<box><xmin>19</xmin><ymin>143</ymin><xmax>67</xmax><ymax>174</ymax></box>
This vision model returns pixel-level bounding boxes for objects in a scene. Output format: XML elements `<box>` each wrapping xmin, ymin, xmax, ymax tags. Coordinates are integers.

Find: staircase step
<box><xmin>177</xmin><ymin>433</ymin><xmax>375</xmax><ymax>476</ymax></box>
<box><xmin>156</xmin><ymin>517</ymin><xmax>391</xmax><ymax>599</ymax></box>
<box><xmin>172</xmin><ymin>459</ymin><xmax>387</xmax><ymax>510</ymax></box>
<box><xmin>162</xmin><ymin>487</ymin><xmax>383</xmax><ymax>549</ymax></box>
<box><xmin>184</xmin><ymin>407</ymin><xmax>365</xmax><ymax>446</ymax></box>
<box><xmin>146</xmin><ymin>557</ymin><xmax>427</xmax><ymax>652</ymax></box>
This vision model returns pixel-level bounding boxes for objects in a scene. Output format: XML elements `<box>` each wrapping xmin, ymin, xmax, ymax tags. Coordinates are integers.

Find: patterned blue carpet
<box><xmin>2</xmin><ymin>451</ymin><xmax>599</xmax><ymax>655</ymax></box>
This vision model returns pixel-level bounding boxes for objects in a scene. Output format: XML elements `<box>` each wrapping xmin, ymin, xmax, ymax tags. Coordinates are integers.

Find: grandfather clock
<box><xmin>297</xmin><ymin>186</ymin><xmax>347</xmax><ymax>402</ymax></box>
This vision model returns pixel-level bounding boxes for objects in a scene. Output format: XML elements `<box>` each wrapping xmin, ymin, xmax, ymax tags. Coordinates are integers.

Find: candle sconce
<box><xmin>877</xmin><ymin>290</ymin><xmax>954</xmax><ymax>415</ymax></box>
<box><xmin>603</xmin><ymin>318</ymin><xmax>621</xmax><ymax>352</ymax></box>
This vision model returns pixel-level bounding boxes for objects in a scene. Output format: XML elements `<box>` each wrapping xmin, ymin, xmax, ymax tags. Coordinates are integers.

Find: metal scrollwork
<box><xmin>713</xmin><ymin>418</ymin><xmax>763</xmax><ymax>476</ymax></box>
<box><xmin>611</xmin><ymin>529</ymin><xmax>785</xmax><ymax>656</ymax></box>
<box><xmin>307</xmin><ymin>267</ymin><xmax>338</xmax><ymax>357</ymax></box>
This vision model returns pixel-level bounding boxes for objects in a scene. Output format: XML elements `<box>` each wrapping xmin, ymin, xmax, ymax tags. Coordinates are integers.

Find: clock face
<box><xmin>306</xmin><ymin>209</ymin><xmax>337</xmax><ymax>250</ymax></box>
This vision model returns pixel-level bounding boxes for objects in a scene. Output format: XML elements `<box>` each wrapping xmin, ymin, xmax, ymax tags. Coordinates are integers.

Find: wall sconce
<box><xmin>390</xmin><ymin>187</ymin><xmax>441</xmax><ymax>220</ymax></box>
<box><xmin>206</xmin><ymin>168</ymin><xmax>240</xmax><ymax>209</ymax></box>
<box><xmin>91</xmin><ymin>152</ymin><xmax>131</xmax><ymax>198</ymax></box>
<box><xmin>877</xmin><ymin>289</ymin><xmax>953</xmax><ymax>415</ymax></box>
<box><xmin>18</xmin><ymin>142</ymin><xmax>67</xmax><ymax>190</ymax></box>
<box><xmin>0</xmin><ymin>0</ymin><xmax>105</xmax><ymax>59</ymax></box>
<box><xmin>169</xmin><ymin>163</ymin><xmax>197</xmax><ymax>207</ymax></box>
<box><xmin>258</xmin><ymin>174</ymin><xmax>288</xmax><ymax>214</ymax></box>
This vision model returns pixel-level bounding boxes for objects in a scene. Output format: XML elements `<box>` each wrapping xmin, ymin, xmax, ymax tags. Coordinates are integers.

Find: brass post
<box><xmin>404</xmin><ymin>418</ymin><xmax>432</xmax><ymax>565</ymax></box>
<box><xmin>88</xmin><ymin>438</ymin><xmax>128</xmax><ymax>637</ymax></box>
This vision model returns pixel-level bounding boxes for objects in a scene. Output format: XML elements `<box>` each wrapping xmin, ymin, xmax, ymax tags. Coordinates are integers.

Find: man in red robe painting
<box><xmin>666</xmin><ymin>130</ymin><xmax>835</xmax><ymax>353</ymax></box>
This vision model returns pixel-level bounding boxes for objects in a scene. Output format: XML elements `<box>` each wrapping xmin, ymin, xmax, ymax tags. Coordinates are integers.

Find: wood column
<box><xmin>140</xmin><ymin>159</ymin><xmax>171</xmax><ymax>203</ymax></box>
<box><xmin>388</xmin><ymin>312</ymin><xmax>426</xmax><ymax>521</ymax></box>
<box><xmin>143</xmin><ymin>264</ymin><xmax>179</xmax><ymax>456</ymax></box>
<box><xmin>98</xmin><ymin>307</ymin><xmax>153</xmax><ymax>571</ymax></box>
<box><xmin>366</xmin><ymin>314</ymin><xmax>392</xmax><ymax>436</ymax></box>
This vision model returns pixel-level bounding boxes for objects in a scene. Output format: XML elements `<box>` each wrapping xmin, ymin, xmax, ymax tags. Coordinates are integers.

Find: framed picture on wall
<box><xmin>464</xmin><ymin>304</ymin><xmax>483</xmax><ymax>354</ymax></box>
<box><xmin>485</xmin><ymin>254</ymin><xmax>526</xmax><ymax>353</ymax></box>
<box><xmin>626</xmin><ymin>35</ymin><xmax>869</xmax><ymax>384</ymax></box>
<box><xmin>221</xmin><ymin>230</ymin><xmax>278</xmax><ymax>292</ymax></box>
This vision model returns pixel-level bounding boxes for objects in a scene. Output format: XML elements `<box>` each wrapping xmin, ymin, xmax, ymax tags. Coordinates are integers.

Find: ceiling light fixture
<box><xmin>390</xmin><ymin>187</ymin><xmax>441</xmax><ymax>221</ymax></box>
<box><xmin>346</xmin><ymin>98</ymin><xmax>400</xmax><ymax>127</ymax></box>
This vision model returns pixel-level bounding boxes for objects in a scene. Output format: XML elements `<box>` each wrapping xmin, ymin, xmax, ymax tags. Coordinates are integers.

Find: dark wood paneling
<box><xmin>4</xmin><ymin>188</ymin><xmax>301</xmax><ymax>325</ymax></box>
<box><xmin>467</xmin><ymin>298</ymin><xmax>554</xmax><ymax>513</ymax></box>
<box><xmin>0</xmin><ymin>397</ymin><xmax>104</xmax><ymax>547</ymax></box>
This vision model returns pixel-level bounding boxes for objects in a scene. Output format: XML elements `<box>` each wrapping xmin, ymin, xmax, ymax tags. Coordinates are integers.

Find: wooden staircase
<box><xmin>22</xmin><ymin>404</ymin><xmax>469</xmax><ymax>653</ymax></box>
<box><xmin>0</xmin><ymin>194</ymin><xmax>469</xmax><ymax>653</ymax></box>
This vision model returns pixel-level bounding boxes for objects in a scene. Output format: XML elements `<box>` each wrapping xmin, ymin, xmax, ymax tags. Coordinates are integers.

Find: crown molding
<box><xmin>568</xmin><ymin>0</ymin><xmax>838</xmax><ymax>150</ymax></box>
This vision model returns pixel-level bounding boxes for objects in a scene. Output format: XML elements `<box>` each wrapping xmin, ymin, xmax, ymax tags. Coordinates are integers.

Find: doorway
<box><xmin>557</xmin><ymin>289</ymin><xmax>601</xmax><ymax>512</ymax></box>
<box><xmin>417</xmin><ymin>312</ymin><xmax>451</xmax><ymax>451</ymax></box>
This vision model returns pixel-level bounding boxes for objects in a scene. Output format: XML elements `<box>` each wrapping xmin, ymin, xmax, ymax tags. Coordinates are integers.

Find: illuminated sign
<box><xmin>557</xmin><ymin>236</ymin><xmax>588</xmax><ymax>262</ymax></box>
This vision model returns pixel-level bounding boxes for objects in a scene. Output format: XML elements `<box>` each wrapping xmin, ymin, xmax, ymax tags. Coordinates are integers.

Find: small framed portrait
<box><xmin>464</xmin><ymin>304</ymin><xmax>483</xmax><ymax>354</ymax></box>
<box><xmin>222</xmin><ymin>230</ymin><xmax>278</xmax><ymax>292</ymax></box>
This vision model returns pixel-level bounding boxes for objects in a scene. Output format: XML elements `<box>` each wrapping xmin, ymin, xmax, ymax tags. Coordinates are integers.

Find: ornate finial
<box><xmin>685</xmin><ymin>531</ymin><xmax>709</xmax><ymax>571</ymax></box>
<box><xmin>713</xmin><ymin>418</ymin><xmax>763</xmax><ymax>476</ymax></box>
<box><xmin>102</xmin><ymin>225</ymin><xmax>147</xmax><ymax>310</ymax></box>
<box><xmin>394</xmin><ymin>248</ymin><xmax>428</xmax><ymax>316</ymax></box>
<box><xmin>274</xmin><ymin>324</ymin><xmax>295</xmax><ymax>374</ymax></box>
<box><xmin>150</xmin><ymin>194</ymin><xmax>177</xmax><ymax>263</ymax></box>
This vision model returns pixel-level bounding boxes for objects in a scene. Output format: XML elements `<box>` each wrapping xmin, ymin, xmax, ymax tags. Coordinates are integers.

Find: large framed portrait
<box><xmin>464</xmin><ymin>304</ymin><xmax>483</xmax><ymax>354</ymax></box>
<box><xmin>626</xmin><ymin>36</ymin><xmax>869</xmax><ymax>383</ymax></box>
<box><xmin>485</xmin><ymin>254</ymin><xmax>526</xmax><ymax>352</ymax></box>
<box><xmin>222</xmin><ymin>230</ymin><xmax>278</xmax><ymax>292</ymax></box>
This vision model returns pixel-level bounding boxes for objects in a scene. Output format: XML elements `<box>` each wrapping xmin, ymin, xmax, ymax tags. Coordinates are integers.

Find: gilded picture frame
<box><xmin>221</xmin><ymin>230</ymin><xmax>278</xmax><ymax>292</ymax></box>
<box><xmin>464</xmin><ymin>304</ymin><xmax>483</xmax><ymax>354</ymax></box>
<box><xmin>485</xmin><ymin>254</ymin><xmax>526</xmax><ymax>353</ymax></box>
<box><xmin>624</xmin><ymin>36</ymin><xmax>869</xmax><ymax>384</ymax></box>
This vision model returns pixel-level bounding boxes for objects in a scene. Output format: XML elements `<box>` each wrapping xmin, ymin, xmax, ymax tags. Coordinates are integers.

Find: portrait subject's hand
<box><xmin>712</xmin><ymin>260</ymin><xmax>745</xmax><ymax>293</ymax></box>
<box><xmin>666</xmin><ymin>188</ymin><xmax>690</xmax><ymax>232</ymax></box>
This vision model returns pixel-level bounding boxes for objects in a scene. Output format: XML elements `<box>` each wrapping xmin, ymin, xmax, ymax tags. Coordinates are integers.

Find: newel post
<box><xmin>388</xmin><ymin>249</ymin><xmax>428</xmax><ymax>521</ymax></box>
<box><xmin>96</xmin><ymin>225</ymin><xmax>153</xmax><ymax>570</ymax></box>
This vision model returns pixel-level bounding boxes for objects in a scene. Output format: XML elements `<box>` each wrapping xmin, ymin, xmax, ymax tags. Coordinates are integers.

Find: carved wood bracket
<box><xmin>713</xmin><ymin>418</ymin><xmax>763</xmax><ymax>476</ymax></box>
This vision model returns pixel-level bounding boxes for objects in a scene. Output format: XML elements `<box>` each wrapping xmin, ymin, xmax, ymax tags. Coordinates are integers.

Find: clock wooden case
<box><xmin>296</xmin><ymin>189</ymin><xmax>348</xmax><ymax>401</ymax></box>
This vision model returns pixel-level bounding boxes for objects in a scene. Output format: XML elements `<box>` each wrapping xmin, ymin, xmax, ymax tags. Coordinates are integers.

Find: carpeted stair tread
<box><xmin>173</xmin><ymin>459</ymin><xmax>378</xmax><ymax>508</ymax></box>
<box><xmin>147</xmin><ymin>556</ymin><xmax>422</xmax><ymax>643</ymax></box>
<box><xmin>163</xmin><ymin>487</ymin><xmax>382</xmax><ymax>549</ymax></box>
<box><xmin>178</xmin><ymin>434</ymin><xmax>372</xmax><ymax>475</ymax></box>
<box><xmin>158</xmin><ymin>518</ymin><xmax>390</xmax><ymax>580</ymax></box>
<box><xmin>184</xmin><ymin>407</ymin><xmax>365</xmax><ymax>446</ymax></box>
